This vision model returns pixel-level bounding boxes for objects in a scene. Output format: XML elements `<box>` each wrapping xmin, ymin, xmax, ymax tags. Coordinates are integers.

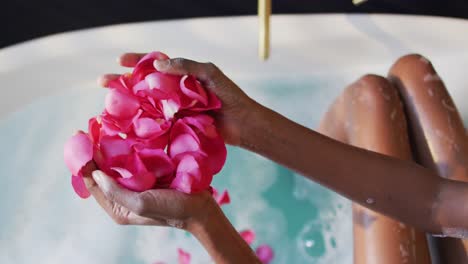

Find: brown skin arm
<box><xmin>241</xmin><ymin>97</ymin><xmax>450</xmax><ymax>233</ymax></box>
<box><xmin>152</xmin><ymin>54</ymin><xmax>467</xmax><ymax>235</ymax></box>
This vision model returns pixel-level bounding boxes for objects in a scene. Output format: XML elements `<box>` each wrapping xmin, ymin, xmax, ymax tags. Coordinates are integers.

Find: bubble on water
<box><xmin>330</xmin><ymin>237</ymin><xmax>337</xmax><ymax>248</ymax></box>
<box><xmin>305</xmin><ymin>240</ymin><xmax>315</xmax><ymax>248</ymax></box>
<box><xmin>298</xmin><ymin>221</ymin><xmax>327</xmax><ymax>260</ymax></box>
<box><xmin>296</xmin><ymin>209</ymin><xmax>352</xmax><ymax>264</ymax></box>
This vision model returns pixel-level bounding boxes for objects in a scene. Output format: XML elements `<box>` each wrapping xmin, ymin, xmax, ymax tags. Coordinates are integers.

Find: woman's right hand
<box><xmin>99</xmin><ymin>52</ymin><xmax>258</xmax><ymax>146</ymax></box>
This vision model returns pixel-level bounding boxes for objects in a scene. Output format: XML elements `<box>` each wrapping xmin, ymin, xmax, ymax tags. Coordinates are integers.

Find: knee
<box><xmin>347</xmin><ymin>74</ymin><xmax>400</xmax><ymax>109</ymax></box>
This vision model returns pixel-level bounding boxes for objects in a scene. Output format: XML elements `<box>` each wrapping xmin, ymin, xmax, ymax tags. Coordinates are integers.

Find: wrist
<box><xmin>238</xmin><ymin>98</ymin><xmax>267</xmax><ymax>149</ymax></box>
<box><xmin>185</xmin><ymin>194</ymin><xmax>221</xmax><ymax>235</ymax></box>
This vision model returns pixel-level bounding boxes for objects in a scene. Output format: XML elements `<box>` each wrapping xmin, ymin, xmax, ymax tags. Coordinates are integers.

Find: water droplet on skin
<box><xmin>366</xmin><ymin>198</ymin><xmax>374</xmax><ymax>204</ymax></box>
<box><xmin>441</xmin><ymin>99</ymin><xmax>456</xmax><ymax>112</ymax></box>
<box><xmin>400</xmin><ymin>244</ymin><xmax>409</xmax><ymax>258</ymax></box>
<box><xmin>423</xmin><ymin>73</ymin><xmax>441</xmax><ymax>82</ymax></box>
<box><xmin>428</xmin><ymin>88</ymin><xmax>434</xmax><ymax>97</ymax></box>
<box><xmin>381</xmin><ymin>93</ymin><xmax>391</xmax><ymax>101</ymax></box>
<box><xmin>390</xmin><ymin>109</ymin><xmax>397</xmax><ymax>121</ymax></box>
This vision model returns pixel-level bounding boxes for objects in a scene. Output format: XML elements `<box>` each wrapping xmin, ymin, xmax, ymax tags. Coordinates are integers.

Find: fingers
<box><xmin>154</xmin><ymin>58</ymin><xmax>220</xmax><ymax>84</ymax></box>
<box><xmin>97</xmin><ymin>74</ymin><xmax>120</xmax><ymax>88</ymax></box>
<box><xmin>119</xmin><ymin>53</ymin><xmax>147</xmax><ymax>67</ymax></box>
<box><xmin>91</xmin><ymin>170</ymin><xmax>146</xmax><ymax>215</ymax></box>
<box><xmin>83</xmin><ymin>172</ymin><xmax>165</xmax><ymax>226</ymax></box>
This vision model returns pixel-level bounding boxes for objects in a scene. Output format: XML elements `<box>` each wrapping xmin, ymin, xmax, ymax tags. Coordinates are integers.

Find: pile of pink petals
<box><xmin>64</xmin><ymin>51</ymin><xmax>227</xmax><ymax>198</ymax></box>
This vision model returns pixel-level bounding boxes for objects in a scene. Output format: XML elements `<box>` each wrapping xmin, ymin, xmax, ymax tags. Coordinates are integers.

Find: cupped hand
<box><xmin>99</xmin><ymin>52</ymin><xmax>257</xmax><ymax>145</ymax></box>
<box><xmin>81</xmin><ymin>163</ymin><xmax>216</xmax><ymax>229</ymax></box>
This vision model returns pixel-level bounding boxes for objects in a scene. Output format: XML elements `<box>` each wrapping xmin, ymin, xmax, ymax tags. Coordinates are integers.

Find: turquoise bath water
<box><xmin>0</xmin><ymin>76</ymin><xmax>352</xmax><ymax>263</ymax></box>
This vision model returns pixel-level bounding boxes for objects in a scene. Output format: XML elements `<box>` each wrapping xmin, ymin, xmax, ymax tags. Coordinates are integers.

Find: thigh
<box><xmin>319</xmin><ymin>74</ymin><xmax>431</xmax><ymax>264</ymax></box>
<box><xmin>389</xmin><ymin>54</ymin><xmax>468</xmax><ymax>263</ymax></box>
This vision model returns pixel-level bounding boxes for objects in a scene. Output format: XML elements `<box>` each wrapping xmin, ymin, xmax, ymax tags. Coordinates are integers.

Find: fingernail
<box><xmin>154</xmin><ymin>60</ymin><xmax>168</xmax><ymax>71</ymax></box>
<box><xmin>92</xmin><ymin>170</ymin><xmax>105</xmax><ymax>184</ymax></box>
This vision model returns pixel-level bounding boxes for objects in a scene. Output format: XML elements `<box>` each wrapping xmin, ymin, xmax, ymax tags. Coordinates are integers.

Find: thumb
<box><xmin>92</xmin><ymin>170</ymin><xmax>143</xmax><ymax>213</ymax></box>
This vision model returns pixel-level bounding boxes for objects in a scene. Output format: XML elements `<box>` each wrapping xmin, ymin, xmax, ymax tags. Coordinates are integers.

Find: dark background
<box><xmin>2</xmin><ymin>0</ymin><xmax>468</xmax><ymax>48</ymax></box>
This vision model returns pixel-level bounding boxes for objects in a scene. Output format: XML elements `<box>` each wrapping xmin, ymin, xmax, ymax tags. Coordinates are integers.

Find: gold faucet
<box><xmin>258</xmin><ymin>0</ymin><xmax>271</xmax><ymax>61</ymax></box>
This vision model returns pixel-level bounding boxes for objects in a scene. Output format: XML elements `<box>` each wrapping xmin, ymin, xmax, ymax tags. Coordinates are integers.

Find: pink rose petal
<box><xmin>66</xmin><ymin>51</ymin><xmax>227</xmax><ymax>198</ymax></box>
<box><xmin>177</xmin><ymin>248</ymin><xmax>191</xmax><ymax>264</ymax></box>
<box><xmin>169</xmin><ymin>120</ymin><xmax>202</xmax><ymax>158</ymax></box>
<box><xmin>171</xmin><ymin>154</ymin><xmax>212</xmax><ymax>193</ymax></box>
<box><xmin>105</xmin><ymin>89</ymin><xmax>140</xmax><ymax>119</ymax></box>
<box><xmin>133</xmin><ymin>52</ymin><xmax>170</xmax><ymax>82</ymax></box>
<box><xmin>180</xmin><ymin>75</ymin><xmax>208</xmax><ymax>106</ymax></box>
<box><xmin>212</xmin><ymin>188</ymin><xmax>230</xmax><ymax>206</ymax></box>
<box><xmin>138</xmin><ymin>148</ymin><xmax>175</xmax><ymax>178</ymax></box>
<box><xmin>64</xmin><ymin>131</ymin><xmax>93</xmax><ymax>176</ymax></box>
<box><xmin>198</xmin><ymin>133</ymin><xmax>226</xmax><ymax>175</ymax></box>
<box><xmin>133</xmin><ymin>117</ymin><xmax>169</xmax><ymax>138</ymax></box>
<box><xmin>71</xmin><ymin>175</ymin><xmax>91</xmax><ymax>199</ymax></box>
<box><xmin>182</xmin><ymin>115</ymin><xmax>226</xmax><ymax>174</ymax></box>
<box><xmin>88</xmin><ymin>117</ymin><xmax>101</xmax><ymax>143</ymax></box>
<box><xmin>115</xmin><ymin>152</ymin><xmax>156</xmax><ymax>191</ymax></box>
<box><xmin>256</xmin><ymin>245</ymin><xmax>274</xmax><ymax>264</ymax></box>
<box><xmin>117</xmin><ymin>171</ymin><xmax>156</xmax><ymax>192</ymax></box>
<box><xmin>99</xmin><ymin>137</ymin><xmax>132</xmax><ymax>160</ymax></box>
<box><xmin>146</xmin><ymin>72</ymin><xmax>180</xmax><ymax>93</ymax></box>
<box><xmin>239</xmin><ymin>229</ymin><xmax>256</xmax><ymax>245</ymax></box>
<box><xmin>182</xmin><ymin>115</ymin><xmax>217</xmax><ymax>138</ymax></box>
<box><xmin>160</xmin><ymin>99</ymin><xmax>180</xmax><ymax>120</ymax></box>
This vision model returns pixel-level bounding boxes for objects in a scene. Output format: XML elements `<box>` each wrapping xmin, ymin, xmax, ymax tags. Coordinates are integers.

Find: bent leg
<box><xmin>389</xmin><ymin>54</ymin><xmax>468</xmax><ymax>263</ymax></box>
<box><xmin>319</xmin><ymin>74</ymin><xmax>431</xmax><ymax>264</ymax></box>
